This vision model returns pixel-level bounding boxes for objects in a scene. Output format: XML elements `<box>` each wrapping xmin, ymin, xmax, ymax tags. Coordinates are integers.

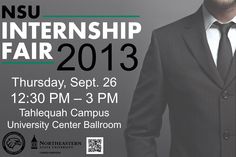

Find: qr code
<box><xmin>86</xmin><ymin>137</ymin><xmax>104</xmax><ymax>154</ymax></box>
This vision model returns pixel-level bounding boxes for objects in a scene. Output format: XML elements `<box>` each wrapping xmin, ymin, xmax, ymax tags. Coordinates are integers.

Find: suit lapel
<box><xmin>224</xmin><ymin>56</ymin><xmax>236</xmax><ymax>88</ymax></box>
<box><xmin>182</xmin><ymin>7</ymin><xmax>224</xmax><ymax>88</ymax></box>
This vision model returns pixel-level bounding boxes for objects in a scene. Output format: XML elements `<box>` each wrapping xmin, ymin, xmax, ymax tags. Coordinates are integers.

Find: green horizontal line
<box><xmin>43</xmin><ymin>15</ymin><xmax>140</xmax><ymax>18</ymax></box>
<box><xmin>0</xmin><ymin>61</ymin><xmax>55</xmax><ymax>65</ymax></box>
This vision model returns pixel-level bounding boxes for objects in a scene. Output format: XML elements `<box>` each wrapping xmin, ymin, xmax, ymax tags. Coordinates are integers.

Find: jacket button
<box><xmin>223</xmin><ymin>130</ymin><xmax>230</xmax><ymax>140</ymax></box>
<box><xmin>222</xmin><ymin>90</ymin><xmax>229</xmax><ymax>99</ymax></box>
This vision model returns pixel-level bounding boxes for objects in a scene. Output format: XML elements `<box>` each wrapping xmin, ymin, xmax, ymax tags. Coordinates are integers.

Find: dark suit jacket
<box><xmin>124</xmin><ymin>6</ymin><xmax>236</xmax><ymax>157</ymax></box>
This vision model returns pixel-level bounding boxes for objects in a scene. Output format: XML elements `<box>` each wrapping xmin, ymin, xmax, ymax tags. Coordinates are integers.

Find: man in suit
<box><xmin>124</xmin><ymin>0</ymin><xmax>236</xmax><ymax>157</ymax></box>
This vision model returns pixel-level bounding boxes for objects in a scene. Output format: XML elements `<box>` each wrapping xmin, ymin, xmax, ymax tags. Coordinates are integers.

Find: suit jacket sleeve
<box><xmin>124</xmin><ymin>30</ymin><xmax>168</xmax><ymax>157</ymax></box>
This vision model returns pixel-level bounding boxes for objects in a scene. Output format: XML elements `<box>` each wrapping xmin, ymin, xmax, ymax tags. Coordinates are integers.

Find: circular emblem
<box><xmin>2</xmin><ymin>132</ymin><xmax>25</xmax><ymax>155</ymax></box>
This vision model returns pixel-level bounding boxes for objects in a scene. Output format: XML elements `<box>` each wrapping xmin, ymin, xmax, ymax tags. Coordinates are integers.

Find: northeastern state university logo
<box><xmin>2</xmin><ymin>132</ymin><xmax>25</xmax><ymax>155</ymax></box>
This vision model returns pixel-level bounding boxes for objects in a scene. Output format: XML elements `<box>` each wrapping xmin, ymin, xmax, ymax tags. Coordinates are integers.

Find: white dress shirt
<box><xmin>202</xmin><ymin>5</ymin><xmax>236</xmax><ymax>66</ymax></box>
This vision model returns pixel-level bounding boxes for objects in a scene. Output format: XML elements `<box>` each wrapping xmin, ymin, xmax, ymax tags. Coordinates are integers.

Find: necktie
<box><xmin>215</xmin><ymin>22</ymin><xmax>234</xmax><ymax>81</ymax></box>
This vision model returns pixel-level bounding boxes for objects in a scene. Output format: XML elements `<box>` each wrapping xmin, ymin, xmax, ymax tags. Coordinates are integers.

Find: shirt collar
<box><xmin>202</xmin><ymin>4</ymin><xmax>236</xmax><ymax>30</ymax></box>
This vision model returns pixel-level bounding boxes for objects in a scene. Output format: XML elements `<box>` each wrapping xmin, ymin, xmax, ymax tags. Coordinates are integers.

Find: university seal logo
<box><xmin>2</xmin><ymin>132</ymin><xmax>25</xmax><ymax>155</ymax></box>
